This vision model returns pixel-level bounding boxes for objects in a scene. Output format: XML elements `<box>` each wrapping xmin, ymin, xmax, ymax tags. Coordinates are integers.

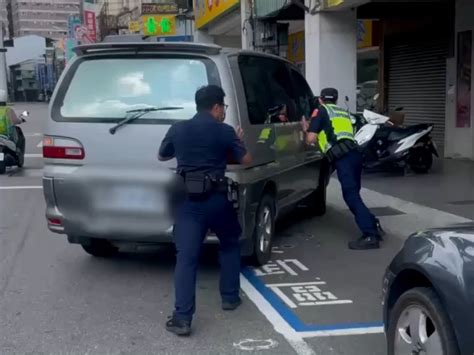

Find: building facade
<box><xmin>194</xmin><ymin>0</ymin><xmax>474</xmax><ymax>160</ymax></box>
<box><xmin>0</xmin><ymin>0</ymin><xmax>8</xmax><ymax>37</ymax></box>
<box><xmin>10</xmin><ymin>0</ymin><xmax>80</xmax><ymax>40</ymax></box>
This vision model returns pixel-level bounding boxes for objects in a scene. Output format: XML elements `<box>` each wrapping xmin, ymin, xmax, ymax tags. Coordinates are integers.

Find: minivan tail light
<box><xmin>43</xmin><ymin>136</ymin><xmax>85</xmax><ymax>160</ymax></box>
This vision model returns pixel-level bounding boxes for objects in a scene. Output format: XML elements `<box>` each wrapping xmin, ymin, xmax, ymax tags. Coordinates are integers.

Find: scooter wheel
<box><xmin>408</xmin><ymin>147</ymin><xmax>433</xmax><ymax>174</ymax></box>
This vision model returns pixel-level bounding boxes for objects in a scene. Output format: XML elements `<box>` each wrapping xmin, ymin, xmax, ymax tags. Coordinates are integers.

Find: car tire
<box><xmin>81</xmin><ymin>239</ymin><xmax>119</xmax><ymax>258</ymax></box>
<box><xmin>0</xmin><ymin>160</ymin><xmax>5</xmax><ymax>174</ymax></box>
<box><xmin>387</xmin><ymin>287</ymin><xmax>460</xmax><ymax>355</ymax></box>
<box><xmin>248</xmin><ymin>194</ymin><xmax>275</xmax><ymax>266</ymax></box>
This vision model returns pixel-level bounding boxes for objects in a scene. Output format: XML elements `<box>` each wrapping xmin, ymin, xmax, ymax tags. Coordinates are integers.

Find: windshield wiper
<box><xmin>109</xmin><ymin>106</ymin><xmax>184</xmax><ymax>135</ymax></box>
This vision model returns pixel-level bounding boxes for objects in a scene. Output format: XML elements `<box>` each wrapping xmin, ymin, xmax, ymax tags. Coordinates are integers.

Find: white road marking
<box><xmin>298</xmin><ymin>300</ymin><xmax>353</xmax><ymax>306</ymax></box>
<box><xmin>233</xmin><ymin>339</ymin><xmax>279</xmax><ymax>351</ymax></box>
<box><xmin>25</xmin><ymin>133</ymin><xmax>42</xmax><ymax>137</ymax></box>
<box><xmin>37</xmin><ymin>141</ymin><xmax>43</xmax><ymax>148</ymax></box>
<box><xmin>0</xmin><ymin>186</ymin><xmax>43</xmax><ymax>190</ymax></box>
<box><xmin>240</xmin><ymin>274</ymin><xmax>316</xmax><ymax>355</ymax></box>
<box><xmin>25</xmin><ymin>154</ymin><xmax>42</xmax><ymax>158</ymax></box>
<box><xmin>277</xmin><ymin>259</ymin><xmax>309</xmax><ymax>276</ymax></box>
<box><xmin>267</xmin><ymin>281</ymin><xmax>326</xmax><ymax>288</ymax></box>
<box><xmin>299</xmin><ymin>326</ymin><xmax>384</xmax><ymax>338</ymax></box>
<box><xmin>270</xmin><ymin>286</ymin><xmax>299</xmax><ymax>308</ymax></box>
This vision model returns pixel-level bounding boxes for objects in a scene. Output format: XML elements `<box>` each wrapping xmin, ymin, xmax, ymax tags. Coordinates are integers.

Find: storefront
<box><xmin>445</xmin><ymin>0</ymin><xmax>474</xmax><ymax>159</ymax></box>
<box><xmin>193</xmin><ymin>0</ymin><xmax>242</xmax><ymax>48</ymax></box>
<box><xmin>357</xmin><ymin>1</ymin><xmax>453</xmax><ymax>153</ymax></box>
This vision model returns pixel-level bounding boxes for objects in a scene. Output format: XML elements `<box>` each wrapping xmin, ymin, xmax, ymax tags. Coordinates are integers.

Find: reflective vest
<box><xmin>318</xmin><ymin>104</ymin><xmax>355</xmax><ymax>154</ymax></box>
<box><xmin>0</xmin><ymin>106</ymin><xmax>12</xmax><ymax>137</ymax></box>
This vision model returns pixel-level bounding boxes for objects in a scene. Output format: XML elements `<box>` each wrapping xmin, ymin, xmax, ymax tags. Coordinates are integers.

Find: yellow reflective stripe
<box><xmin>331</xmin><ymin>117</ymin><xmax>354</xmax><ymax>133</ymax></box>
<box><xmin>0</xmin><ymin>107</ymin><xmax>9</xmax><ymax>136</ymax></box>
<box><xmin>258</xmin><ymin>128</ymin><xmax>271</xmax><ymax>140</ymax></box>
<box><xmin>318</xmin><ymin>131</ymin><xmax>329</xmax><ymax>152</ymax></box>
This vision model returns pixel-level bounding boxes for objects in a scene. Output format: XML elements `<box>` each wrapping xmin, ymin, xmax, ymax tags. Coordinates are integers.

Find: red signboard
<box><xmin>84</xmin><ymin>10</ymin><xmax>97</xmax><ymax>42</ymax></box>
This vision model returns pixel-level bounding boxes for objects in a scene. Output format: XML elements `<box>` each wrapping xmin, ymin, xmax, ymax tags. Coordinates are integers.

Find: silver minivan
<box><xmin>42</xmin><ymin>38</ymin><xmax>328</xmax><ymax>265</ymax></box>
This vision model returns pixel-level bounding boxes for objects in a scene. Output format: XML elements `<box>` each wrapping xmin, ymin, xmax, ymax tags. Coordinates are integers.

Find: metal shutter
<box><xmin>387</xmin><ymin>38</ymin><xmax>448</xmax><ymax>151</ymax></box>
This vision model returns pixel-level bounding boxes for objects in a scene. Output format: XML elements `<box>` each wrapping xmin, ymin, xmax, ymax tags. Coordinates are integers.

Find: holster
<box><xmin>182</xmin><ymin>172</ymin><xmax>214</xmax><ymax>199</ymax></box>
<box><xmin>326</xmin><ymin>140</ymin><xmax>358</xmax><ymax>163</ymax></box>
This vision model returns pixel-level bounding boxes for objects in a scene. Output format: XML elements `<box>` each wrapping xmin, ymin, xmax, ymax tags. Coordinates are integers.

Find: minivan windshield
<box><xmin>56</xmin><ymin>56</ymin><xmax>220</xmax><ymax>122</ymax></box>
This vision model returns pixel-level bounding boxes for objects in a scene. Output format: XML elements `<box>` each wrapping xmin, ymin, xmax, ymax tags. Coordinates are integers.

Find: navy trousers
<box><xmin>334</xmin><ymin>150</ymin><xmax>378</xmax><ymax>237</ymax></box>
<box><xmin>173</xmin><ymin>193</ymin><xmax>242</xmax><ymax>321</ymax></box>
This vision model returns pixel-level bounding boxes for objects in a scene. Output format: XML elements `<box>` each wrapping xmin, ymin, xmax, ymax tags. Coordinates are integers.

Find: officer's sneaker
<box><xmin>222</xmin><ymin>298</ymin><xmax>242</xmax><ymax>311</ymax></box>
<box><xmin>348</xmin><ymin>236</ymin><xmax>380</xmax><ymax>250</ymax></box>
<box><xmin>166</xmin><ymin>316</ymin><xmax>191</xmax><ymax>336</ymax></box>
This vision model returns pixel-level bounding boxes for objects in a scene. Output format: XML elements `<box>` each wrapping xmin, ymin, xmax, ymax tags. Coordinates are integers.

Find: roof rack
<box><xmin>73</xmin><ymin>37</ymin><xmax>222</xmax><ymax>56</ymax></box>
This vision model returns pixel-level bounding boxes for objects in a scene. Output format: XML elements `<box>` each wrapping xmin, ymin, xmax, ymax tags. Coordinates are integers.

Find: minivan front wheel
<box><xmin>249</xmin><ymin>195</ymin><xmax>275</xmax><ymax>266</ymax></box>
<box><xmin>81</xmin><ymin>238</ymin><xmax>119</xmax><ymax>258</ymax></box>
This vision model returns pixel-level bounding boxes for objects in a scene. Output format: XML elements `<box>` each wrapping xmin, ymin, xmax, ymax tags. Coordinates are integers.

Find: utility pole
<box><xmin>0</xmin><ymin>23</ymin><xmax>8</xmax><ymax>102</ymax></box>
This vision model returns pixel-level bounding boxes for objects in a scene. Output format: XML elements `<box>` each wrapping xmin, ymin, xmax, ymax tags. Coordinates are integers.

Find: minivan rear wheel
<box><xmin>248</xmin><ymin>194</ymin><xmax>275</xmax><ymax>266</ymax></box>
<box><xmin>81</xmin><ymin>239</ymin><xmax>119</xmax><ymax>257</ymax></box>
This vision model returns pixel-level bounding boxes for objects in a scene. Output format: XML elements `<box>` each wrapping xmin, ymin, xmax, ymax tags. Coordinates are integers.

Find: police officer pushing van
<box><xmin>158</xmin><ymin>85</ymin><xmax>252</xmax><ymax>336</ymax></box>
<box><xmin>302</xmin><ymin>88</ymin><xmax>383</xmax><ymax>250</ymax></box>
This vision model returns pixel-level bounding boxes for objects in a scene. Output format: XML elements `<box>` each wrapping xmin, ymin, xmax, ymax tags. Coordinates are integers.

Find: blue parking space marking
<box><xmin>241</xmin><ymin>267</ymin><xmax>384</xmax><ymax>332</ymax></box>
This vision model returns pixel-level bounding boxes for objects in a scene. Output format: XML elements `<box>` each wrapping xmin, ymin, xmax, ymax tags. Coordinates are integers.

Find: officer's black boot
<box><xmin>348</xmin><ymin>236</ymin><xmax>380</xmax><ymax>250</ymax></box>
<box><xmin>166</xmin><ymin>317</ymin><xmax>191</xmax><ymax>336</ymax></box>
<box><xmin>222</xmin><ymin>298</ymin><xmax>242</xmax><ymax>311</ymax></box>
<box><xmin>375</xmin><ymin>218</ymin><xmax>385</xmax><ymax>241</ymax></box>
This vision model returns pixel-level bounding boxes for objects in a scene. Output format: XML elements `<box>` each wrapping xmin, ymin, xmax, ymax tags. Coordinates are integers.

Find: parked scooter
<box><xmin>0</xmin><ymin>110</ymin><xmax>29</xmax><ymax>174</ymax></box>
<box><xmin>355</xmin><ymin>108</ymin><xmax>438</xmax><ymax>173</ymax></box>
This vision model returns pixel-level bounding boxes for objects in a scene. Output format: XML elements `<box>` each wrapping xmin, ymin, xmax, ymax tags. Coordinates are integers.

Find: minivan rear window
<box><xmin>54</xmin><ymin>56</ymin><xmax>220</xmax><ymax>123</ymax></box>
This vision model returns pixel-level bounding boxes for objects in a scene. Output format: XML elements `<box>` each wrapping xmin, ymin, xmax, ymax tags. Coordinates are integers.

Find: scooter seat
<box><xmin>0</xmin><ymin>134</ymin><xmax>17</xmax><ymax>152</ymax></box>
<box><xmin>387</xmin><ymin>124</ymin><xmax>431</xmax><ymax>141</ymax></box>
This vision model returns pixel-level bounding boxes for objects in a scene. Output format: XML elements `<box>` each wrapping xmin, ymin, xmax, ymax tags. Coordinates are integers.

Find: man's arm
<box><xmin>225</xmin><ymin>125</ymin><xmax>252</xmax><ymax>165</ymax></box>
<box><xmin>302</xmin><ymin>107</ymin><xmax>327</xmax><ymax>145</ymax></box>
<box><xmin>158</xmin><ymin>125</ymin><xmax>175</xmax><ymax>161</ymax></box>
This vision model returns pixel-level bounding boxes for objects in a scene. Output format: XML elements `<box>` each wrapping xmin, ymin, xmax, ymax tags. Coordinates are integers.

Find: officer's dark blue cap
<box><xmin>320</xmin><ymin>88</ymin><xmax>338</xmax><ymax>101</ymax></box>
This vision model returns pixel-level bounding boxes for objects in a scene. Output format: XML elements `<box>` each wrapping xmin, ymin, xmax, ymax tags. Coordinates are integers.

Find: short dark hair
<box><xmin>195</xmin><ymin>85</ymin><xmax>225</xmax><ymax>112</ymax></box>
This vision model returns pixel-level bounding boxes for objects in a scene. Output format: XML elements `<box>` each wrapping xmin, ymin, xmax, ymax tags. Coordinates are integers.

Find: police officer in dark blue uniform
<box><xmin>158</xmin><ymin>85</ymin><xmax>252</xmax><ymax>336</ymax></box>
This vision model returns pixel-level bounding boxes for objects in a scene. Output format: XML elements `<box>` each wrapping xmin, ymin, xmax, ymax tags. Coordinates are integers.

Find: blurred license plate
<box><xmin>111</xmin><ymin>187</ymin><xmax>163</xmax><ymax>212</ymax></box>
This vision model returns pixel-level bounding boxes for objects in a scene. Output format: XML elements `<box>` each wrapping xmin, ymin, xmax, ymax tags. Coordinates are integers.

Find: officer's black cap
<box><xmin>320</xmin><ymin>88</ymin><xmax>338</xmax><ymax>102</ymax></box>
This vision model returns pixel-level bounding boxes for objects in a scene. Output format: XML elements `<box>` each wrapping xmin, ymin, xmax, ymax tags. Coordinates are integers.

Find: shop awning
<box><xmin>258</xmin><ymin>1</ymin><xmax>305</xmax><ymax>21</ymax></box>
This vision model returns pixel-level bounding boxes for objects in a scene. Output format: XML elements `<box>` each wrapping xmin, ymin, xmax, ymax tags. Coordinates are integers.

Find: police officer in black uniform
<box><xmin>159</xmin><ymin>85</ymin><xmax>252</xmax><ymax>336</ymax></box>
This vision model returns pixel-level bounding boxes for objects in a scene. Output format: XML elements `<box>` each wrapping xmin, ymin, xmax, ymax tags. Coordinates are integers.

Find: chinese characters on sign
<box><xmin>194</xmin><ymin>0</ymin><xmax>239</xmax><ymax>29</ymax></box>
<box><xmin>457</xmin><ymin>30</ymin><xmax>472</xmax><ymax>128</ymax></box>
<box><xmin>129</xmin><ymin>21</ymin><xmax>141</xmax><ymax>34</ymax></box>
<box><xmin>84</xmin><ymin>10</ymin><xmax>97</xmax><ymax>42</ymax></box>
<box><xmin>142</xmin><ymin>3</ymin><xmax>178</xmax><ymax>15</ymax></box>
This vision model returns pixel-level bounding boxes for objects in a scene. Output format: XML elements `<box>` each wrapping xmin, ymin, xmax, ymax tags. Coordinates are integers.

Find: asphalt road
<box><xmin>1</xmin><ymin>103</ymin><xmax>471</xmax><ymax>354</ymax></box>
